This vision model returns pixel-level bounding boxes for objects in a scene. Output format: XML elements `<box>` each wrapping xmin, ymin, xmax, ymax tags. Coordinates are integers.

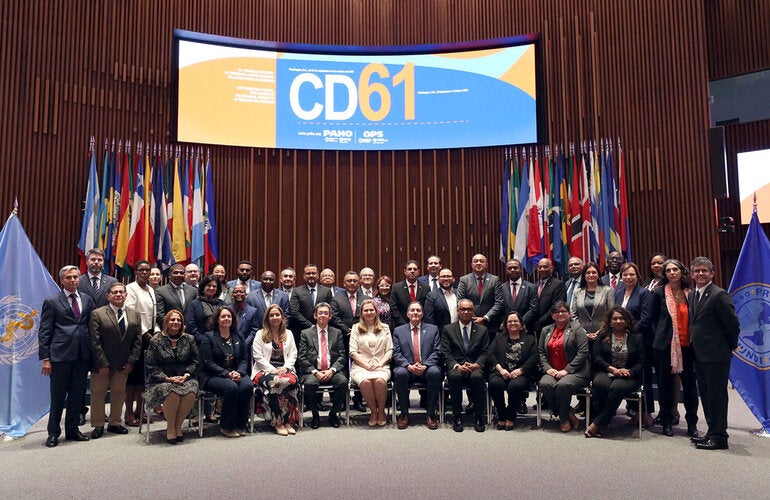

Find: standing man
<box><xmin>441</xmin><ymin>299</ymin><xmax>490</xmax><ymax>433</ymax></box>
<box><xmin>246</xmin><ymin>270</ymin><xmax>289</xmax><ymax>327</ymax></box>
<box><xmin>88</xmin><ymin>282</ymin><xmax>142</xmax><ymax>439</ymax></box>
<box><xmin>501</xmin><ymin>259</ymin><xmax>538</xmax><ymax>331</ymax></box>
<box><xmin>688</xmin><ymin>257</ymin><xmax>740</xmax><ymax>450</ymax></box>
<box><xmin>565</xmin><ymin>256</ymin><xmax>585</xmax><ymax>307</ymax></box>
<box><xmin>289</xmin><ymin>264</ymin><xmax>334</xmax><ymax>344</ymax></box>
<box><xmin>184</xmin><ymin>263</ymin><xmax>200</xmax><ymax>290</ymax></box>
<box><xmin>155</xmin><ymin>263</ymin><xmax>197</xmax><ymax>327</ymax></box>
<box><xmin>230</xmin><ymin>283</ymin><xmax>261</xmax><ymax>348</ymax></box>
<box><xmin>227</xmin><ymin>260</ymin><xmax>262</xmax><ymax>294</ymax></box>
<box><xmin>78</xmin><ymin>248</ymin><xmax>118</xmax><ymax>308</ymax></box>
<box><xmin>424</xmin><ymin>268</ymin><xmax>458</xmax><ymax>332</ymax></box>
<box><xmin>391</xmin><ymin>260</ymin><xmax>429</xmax><ymax>327</ymax></box>
<box><xmin>297</xmin><ymin>303</ymin><xmax>348</xmax><ymax>428</ymax></box>
<box><xmin>330</xmin><ymin>271</ymin><xmax>365</xmax><ymax>336</ymax></box>
<box><xmin>279</xmin><ymin>267</ymin><xmax>296</xmax><ymax>298</ymax></box>
<box><xmin>393</xmin><ymin>302</ymin><xmax>442</xmax><ymax>430</ymax></box>
<box><xmin>418</xmin><ymin>255</ymin><xmax>443</xmax><ymax>292</ymax></box>
<box><xmin>600</xmin><ymin>251</ymin><xmax>624</xmax><ymax>290</ymax></box>
<box><xmin>359</xmin><ymin>267</ymin><xmax>376</xmax><ymax>298</ymax></box>
<box><xmin>38</xmin><ymin>265</ymin><xmax>95</xmax><ymax>447</ymax></box>
<box><xmin>533</xmin><ymin>258</ymin><xmax>567</xmax><ymax>336</ymax></box>
<box><xmin>320</xmin><ymin>268</ymin><xmax>345</xmax><ymax>295</ymax></box>
<box><xmin>456</xmin><ymin>253</ymin><xmax>504</xmax><ymax>334</ymax></box>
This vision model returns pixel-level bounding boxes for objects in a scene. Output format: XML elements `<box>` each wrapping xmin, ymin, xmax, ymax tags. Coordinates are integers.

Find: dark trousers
<box><xmin>591</xmin><ymin>372</ymin><xmax>641</xmax><ymax>428</ymax></box>
<box><xmin>302</xmin><ymin>371</ymin><xmax>348</xmax><ymax>414</ymax></box>
<box><xmin>488</xmin><ymin>373</ymin><xmax>531</xmax><ymax>422</ymax></box>
<box><xmin>695</xmin><ymin>359</ymin><xmax>731</xmax><ymax>442</ymax></box>
<box><xmin>655</xmin><ymin>345</ymin><xmax>698</xmax><ymax>426</ymax></box>
<box><xmin>393</xmin><ymin>365</ymin><xmax>442</xmax><ymax>417</ymax></box>
<box><xmin>205</xmin><ymin>376</ymin><xmax>254</xmax><ymax>431</ymax></box>
<box><xmin>48</xmin><ymin>359</ymin><xmax>89</xmax><ymax>437</ymax></box>
<box><xmin>447</xmin><ymin>368</ymin><xmax>485</xmax><ymax>417</ymax></box>
<box><xmin>539</xmin><ymin>373</ymin><xmax>588</xmax><ymax>424</ymax></box>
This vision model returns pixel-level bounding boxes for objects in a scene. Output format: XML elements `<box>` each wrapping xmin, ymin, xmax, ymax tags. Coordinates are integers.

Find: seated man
<box><xmin>441</xmin><ymin>299</ymin><xmax>490</xmax><ymax>432</ymax></box>
<box><xmin>297</xmin><ymin>302</ymin><xmax>348</xmax><ymax>428</ymax></box>
<box><xmin>392</xmin><ymin>302</ymin><xmax>442</xmax><ymax>430</ymax></box>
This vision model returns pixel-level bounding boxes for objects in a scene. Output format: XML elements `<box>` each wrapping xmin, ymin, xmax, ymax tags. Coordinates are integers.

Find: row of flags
<box><xmin>499</xmin><ymin>139</ymin><xmax>630</xmax><ymax>275</ymax></box>
<box><xmin>77</xmin><ymin>138</ymin><xmax>219</xmax><ymax>274</ymax></box>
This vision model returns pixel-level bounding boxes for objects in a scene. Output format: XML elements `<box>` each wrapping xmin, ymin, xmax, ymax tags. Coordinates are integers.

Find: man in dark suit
<box><xmin>330</xmin><ymin>271</ymin><xmax>365</xmax><ymax>336</ymax></box>
<box><xmin>599</xmin><ymin>250</ymin><xmax>624</xmax><ymax>291</ymax></box>
<box><xmin>390</xmin><ymin>260</ymin><xmax>429</xmax><ymax>327</ymax></box>
<box><xmin>279</xmin><ymin>267</ymin><xmax>296</xmax><ymax>298</ymax></box>
<box><xmin>228</xmin><ymin>260</ymin><xmax>262</xmax><ymax>294</ymax></box>
<box><xmin>417</xmin><ymin>255</ymin><xmax>443</xmax><ymax>292</ymax></box>
<box><xmin>533</xmin><ymin>258</ymin><xmax>567</xmax><ymax>336</ymax></box>
<box><xmin>393</xmin><ymin>302</ymin><xmax>442</xmax><ymax>430</ymax></box>
<box><xmin>246</xmin><ymin>270</ymin><xmax>289</xmax><ymax>328</ymax></box>
<box><xmin>565</xmin><ymin>256</ymin><xmax>585</xmax><ymax>307</ymax></box>
<box><xmin>78</xmin><ymin>248</ymin><xmax>118</xmax><ymax>308</ymax></box>
<box><xmin>38</xmin><ymin>265</ymin><xmax>95</xmax><ymax>447</ymax></box>
<box><xmin>297</xmin><ymin>303</ymin><xmax>348</xmax><ymax>428</ymax></box>
<box><xmin>688</xmin><ymin>257</ymin><xmax>740</xmax><ymax>450</ymax></box>
<box><xmin>424</xmin><ymin>268</ymin><xmax>458</xmax><ymax>332</ymax></box>
<box><xmin>320</xmin><ymin>268</ymin><xmax>345</xmax><ymax>295</ymax></box>
<box><xmin>230</xmin><ymin>284</ymin><xmax>261</xmax><ymax>347</ymax></box>
<box><xmin>456</xmin><ymin>253</ymin><xmax>504</xmax><ymax>334</ymax></box>
<box><xmin>155</xmin><ymin>263</ymin><xmax>197</xmax><ymax>327</ymax></box>
<box><xmin>502</xmin><ymin>259</ymin><xmax>538</xmax><ymax>331</ymax></box>
<box><xmin>359</xmin><ymin>267</ymin><xmax>376</xmax><ymax>298</ymax></box>
<box><xmin>289</xmin><ymin>264</ymin><xmax>333</xmax><ymax>344</ymax></box>
<box><xmin>87</xmin><ymin>282</ymin><xmax>142</xmax><ymax>439</ymax></box>
<box><xmin>441</xmin><ymin>299</ymin><xmax>490</xmax><ymax>432</ymax></box>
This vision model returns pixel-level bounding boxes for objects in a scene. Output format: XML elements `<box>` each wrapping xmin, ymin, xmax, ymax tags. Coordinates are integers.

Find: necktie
<box><xmin>412</xmin><ymin>326</ymin><xmax>421</xmax><ymax>363</ymax></box>
<box><xmin>610</xmin><ymin>275</ymin><xmax>618</xmax><ymax>290</ymax></box>
<box><xmin>567</xmin><ymin>279</ymin><xmax>576</xmax><ymax>304</ymax></box>
<box><xmin>511</xmin><ymin>282</ymin><xmax>518</xmax><ymax>303</ymax></box>
<box><xmin>538</xmin><ymin>280</ymin><xmax>545</xmax><ymax>297</ymax></box>
<box><xmin>177</xmin><ymin>286</ymin><xmax>186</xmax><ymax>307</ymax></box>
<box><xmin>310</xmin><ymin>288</ymin><xmax>316</xmax><ymax>305</ymax></box>
<box><xmin>117</xmin><ymin>308</ymin><xmax>126</xmax><ymax>335</ymax></box>
<box><xmin>462</xmin><ymin>325</ymin><xmax>470</xmax><ymax>351</ymax></box>
<box><xmin>91</xmin><ymin>276</ymin><xmax>99</xmax><ymax>291</ymax></box>
<box><xmin>693</xmin><ymin>290</ymin><xmax>701</xmax><ymax>314</ymax></box>
<box><xmin>70</xmin><ymin>294</ymin><xmax>81</xmax><ymax>320</ymax></box>
<box><xmin>477</xmin><ymin>277</ymin><xmax>484</xmax><ymax>297</ymax></box>
<box><xmin>265</xmin><ymin>292</ymin><xmax>272</xmax><ymax>307</ymax></box>
<box><xmin>431</xmin><ymin>278</ymin><xmax>438</xmax><ymax>291</ymax></box>
<box><xmin>409</xmin><ymin>284</ymin><xmax>416</xmax><ymax>302</ymax></box>
<box><xmin>349</xmin><ymin>293</ymin><xmax>356</xmax><ymax>314</ymax></box>
<box><xmin>320</xmin><ymin>329</ymin><xmax>329</xmax><ymax>370</ymax></box>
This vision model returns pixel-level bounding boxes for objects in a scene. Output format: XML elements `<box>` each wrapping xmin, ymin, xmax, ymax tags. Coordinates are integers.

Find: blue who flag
<box><xmin>0</xmin><ymin>209</ymin><xmax>61</xmax><ymax>437</ymax></box>
<box><xmin>728</xmin><ymin>205</ymin><xmax>770</xmax><ymax>433</ymax></box>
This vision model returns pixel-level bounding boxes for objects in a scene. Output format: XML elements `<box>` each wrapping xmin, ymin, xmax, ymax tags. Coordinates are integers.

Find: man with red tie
<box><xmin>600</xmin><ymin>251</ymin><xmax>625</xmax><ymax>290</ymax></box>
<box><xmin>390</xmin><ymin>260</ymin><xmax>429</xmax><ymax>327</ymax></box>
<box><xmin>456</xmin><ymin>253</ymin><xmax>504</xmax><ymax>334</ymax></box>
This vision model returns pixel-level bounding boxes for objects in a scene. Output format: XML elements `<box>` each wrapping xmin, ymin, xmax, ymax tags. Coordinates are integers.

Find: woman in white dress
<box><xmin>349</xmin><ymin>299</ymin><xmax>392</xmax><ymax>427</ymax></box>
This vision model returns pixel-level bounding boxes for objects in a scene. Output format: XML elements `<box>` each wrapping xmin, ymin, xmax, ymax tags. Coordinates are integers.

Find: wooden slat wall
<box><xmin>0</xmin><ymin>0</ymin><xmax>749</xmax><ymax>282</ymax></box>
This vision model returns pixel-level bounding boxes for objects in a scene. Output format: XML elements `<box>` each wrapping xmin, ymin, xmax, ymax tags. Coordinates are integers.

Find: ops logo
<box><xmin>0</xmin><ymin>296</ymin><xmax>40</xmax><ymax>366</ymax></box>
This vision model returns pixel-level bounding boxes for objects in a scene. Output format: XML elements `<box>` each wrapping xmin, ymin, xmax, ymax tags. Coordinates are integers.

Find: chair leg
<box><xmin>198</xmin><ymin>396</ymin><xmax>204</xmax><ymax>438</ymax></box>
<box><xmin>536</xmin><ymin>385</ymin><xmax>542</xmax><ymax>428</ymax></box>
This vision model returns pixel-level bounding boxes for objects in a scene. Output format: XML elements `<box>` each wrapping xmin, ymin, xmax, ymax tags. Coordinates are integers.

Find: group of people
<box><xmin>38</xmin><ymin>249</ymin><xmax>739</xmax><ymax>450</ymax></box>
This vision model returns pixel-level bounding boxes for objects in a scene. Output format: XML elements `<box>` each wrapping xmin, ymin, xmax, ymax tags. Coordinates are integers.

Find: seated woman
<box><xmin>251</xmin><ymin>304</ymin><xmax>299</xmax><ymax>436</ymax></box>
<box><xmin>585</xmin><ymin>306</ymin><xmax>644</xmax><ymax>438</ymax></box>
<box><xmin>143</xmin><ymin>310</ymin><xmax>199</xmax><ymax>444</ymax></box>
<box><xmin>538</xmin><ymin>301</ymin><xmax>590</xmax><ymax>432</ymax></box>
<box><xmin>199</xmin><ymin>306</ymin><xmax>254</xmax><ymax>438</ymax></box>
<box><xmin>488</xmin><ymin>311</ymin><xmax>538</xmax><ymax>430</ymax></box>
<box><xmin>349</xmin><ymin>299</ymin><xmax>393</xmax><ymax>427</ymax></box>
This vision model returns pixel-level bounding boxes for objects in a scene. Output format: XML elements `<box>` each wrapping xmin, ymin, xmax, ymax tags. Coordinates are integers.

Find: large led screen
<box><xmin>172</xmin><ymin>29</ymin><xmax>544</xmax><ymax>150</ymax></box>
<box><xmin>737</xmin><ymin>148</ymin><xmax>770</xmax><ymax>224</ymax></box>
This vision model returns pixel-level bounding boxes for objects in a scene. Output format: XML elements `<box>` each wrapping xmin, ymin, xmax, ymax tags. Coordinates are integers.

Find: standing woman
<box><xmin>538</xmin><ymin>301</ymin><xmax>590</xmax><ymax>432</ymax></box>
<box><xmin>252</xmin><ymin>304</ymin><xmax>299</xmax><ymax>436</ymax></box>
<box><xmin>488</xmin><ymin>311</ymin><xmax>538</xmax><ymax>430</ymax></box>
<box><xmin>349</xmin><ymin>299</ymin><xmax>393</xmax><ymax>427</ymax></box>
<box><xmin>149</xmin><ymin>267</ymin><xmax>162</xmax><ymax>289</ymax></box>
<box><xmin>651</xmin><ymin>258</ymin><xmax>698</xmax><ymax>438</ymax></box>
<box><xmin>644</xmin><ymin>253</ymin><xmax>667</xmax><ymax>292</ymax></box>
<box><xmin>585</xmin><ymin>306</ymin><xmax>644</xmax><ymax>438</ymax></box>
<box><xmin>144</xmin><ymin>310</ymin><xmax>199</xmax><ymax>444</ymax></box>
<box><xmin>185</xmin><ymin>275</ymin><xmax>225</xmax><ymax>343</ymax></box>
<box><xmin>570</xmin><ymin>262</ymin><xmax>615</xmax><ymax>343</ymax></box>
<box><xmin>199</xmin><ymin>306</ymin><xmax>254</xmax><ymax>438</ymax></box>
<box><xmin>372</xmin><ymin>276</ymin><xmax>394</xmax><ymax>331</ymax></box>
<box><xmin>210</xmin><ymin>263</ymin><xmax>233</xmax><ymax>305</ymax></box>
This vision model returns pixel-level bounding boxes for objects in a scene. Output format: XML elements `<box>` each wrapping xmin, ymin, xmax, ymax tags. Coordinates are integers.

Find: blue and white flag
<box><xmin>0</xmin><ymin>208</ymin><xmax>60</xmax><ymax>437</ymax></box>
<box><xmin>729</xmin><ymin>203</ymin><xmax>770</xmax><ymax>433</ymax></box>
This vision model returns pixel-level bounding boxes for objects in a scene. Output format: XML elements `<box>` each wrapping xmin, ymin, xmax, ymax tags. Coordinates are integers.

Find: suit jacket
<box><xmin>570</xmin><ymin>285</ymin><xmax>615</xmax><ymax>334</ymax></box>
<box><xmin>440</xmin><ymin>321</ymin><xmax>489</xmax><ymax>371</ymax></box>
<box><xmin>592</xmin><ymin>331</ymin><xmax>644</xmax><ymax>378</ymax></box>
<box><xmin>184</xmin><ymin>297</ymin><xmax>225</xmax><ymax>342</ymax></box>
<box><xmin>155</xmin><ymin>283</ymin><xmax>197</xmax><ymax>327</ymax></box>
<box><xmin>688</xmin><ymin>283</ymin><xmax>740</xmax><ymax>363</ymax></box>
<box><xmin>330</xmin><ymin>290</ymin><xmax>366</xmax><ymax>334</ymax></box>
<box><xmin>501</xmin><ymin>280</ymin><xmax>538</xmax><ymax>330</ymax></box>
<box><xmin>231</xmin><ymin>302</ymin><xmax>261</xmax><ymax>347</ymax></box>
<box><xmin>390</xmin><ymin>280</ymin><xmax>429</xmax><ymax>327</ymax></box>
<box><xmin>289</xmin><ymin>284</ymin><xmax>334</xmax><ymax>331</ymax></box>
<box><xmin>424</xmin><ymin>287</ymin><xmax>456</xmax><ymax>332</ymax></box>
<box><xmin>38</xmin><ymin>291</ymin><xmax>95</xmax><ymax>362</ymax></box>
<box><xmin>417</xmin><ymin>274</ymin><xmax>447</xmax><ymax>292</ymax></box>
<box><xmin>297</xmin><ymin>325</ymin><xmax>347</xmax><ymax>375</ymax></box>
<box><xmin>88</xmin><ymin>305</ymin><xmax>142</xmax><ymax>371</ymax></box>
<box><xmin>78</xmin><ymin>273</ymin><xmax>118</xmax><ymax>308</ymax></box>
<box><xmin>538</xmin><ymin>321</ymin><xmax>590</xmax><ymax>379</ymax></box>
<box><xmin>651</xmin><ymin>287</ymin><xmax>675</xmax><ymax>352</ymax></box>
<box><xmin>456</xmin><ymin>272</ymin><xmax>504</xmax><ymax>330</ymax></box>
<box><xmin>393</xmin><ymin>322</ymin><xmax>442</xmax><ymax>368</ymax></box>
<box><xmin>227</xmin><ymin>278</ymin><xmax>262</xmax><ymax>294</ymax></box>
<box><xmin>600</xmin><ymin>273</ymin><xmax>622</xmax><ymax>289</ymax></box>
<box><xmin>614</xmin><ymin>285</ymin><xmax>653</xmax><ymax>341</ymax></box>
<box><xmin>245</xmin><ymin>288</ymin><xmax>290</xmax><ymax>327</ymax></box>
<box><xmin>486</xmin><ymin>333</ymin><xmax>539</xmax><ymax>378</ymax></box>
<box><xmin>533</xmin><ymin>277</ymin><xmax>567</xmax><ymax>333</ymax></box>
<box><xmin>198</xmin><ymin>330</ymin><xmax>250</xmax><ymax>388</ymax></box>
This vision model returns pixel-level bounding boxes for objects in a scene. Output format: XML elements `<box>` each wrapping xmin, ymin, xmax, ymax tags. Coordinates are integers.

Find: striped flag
<box><xmin>170</xmin><ymin>155</ymin><xmax>186</xmax><ymax>264</ymax></box>
<box><xmin>513</xmin><ymin>148</ymin><xmax>531</xmax><ymax>272</ymax></box>
<box><xmin>203</xmin><ymin>154</ymin><xmax>219</xmax><ymax>270</ymax></box>
<box><xmin>77</xmin><ymin>145</ymin><xmax>100</xmax><ymax>271</ymax></box>
<box><xmin>190</xmin><ymin>152</ymin><xmax>204</xmax><ymax>268</ymax></box>
<box><xmin>617</xmin><ymin>141</ymin><xmax>631</xmax><ymax>260</ymax></box>
<box><xmin>152</xmin><ymin>149</ymin><xmax>173</xmax><ymax>267</ymax></box>
<box><xmin>499</xmin><ymin>150</ymin><xmax>512</xmax><ymax>263</ymax></box>
<box><xmin>114</xmin><ymin>143</ymin><xmax>132</xmax><ymax>270</ymax></box>
<box><xmin>126</xmin><ymin>146</ymin><xmax>149</xmax><ymax>266</ymax></box>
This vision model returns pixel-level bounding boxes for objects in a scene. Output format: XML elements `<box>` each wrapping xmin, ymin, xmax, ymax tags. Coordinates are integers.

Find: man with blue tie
<box><xmin>565</xmin><ymin>256</ymin><xmax>585</xmax><ymax>307</ymax></box>
<box><xmin>393</xmin><ymin>302</ymin><xmax>442</xmax><ymax>430</ymax></box>
<box><xmin>417</xmin><ymin>255</ymin><xmax>443</xmax><ymax>292</ymax></box>
<box><xmin>39</xmin><ymin>265</ymin><xmax>95</xmax><ymax>447</ymax></box>
<box><xmin>78</xmin><ymin>248</ymin><xmax>118</xmax><ymax>308</ymax></box>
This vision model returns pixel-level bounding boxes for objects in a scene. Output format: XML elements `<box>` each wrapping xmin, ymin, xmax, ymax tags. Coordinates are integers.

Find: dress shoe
<box><xmin>353</xmin><ymin>401</ymin><xmax>367</xmax><ymax>413</ymax></box>
<box><xmin>107</xmin><ymin>424</ymin><xmax>129</xmax><ymax>434</ymax></box>
<box><xmin>642</xmin><ymin>413</ymin><xmax>654</xmax><ymax>428</ymax></box>
<box><xmin>496</xmin><ymin>421</ymin><xmax>506</xmax><ymax>430</ymax></box>
<box><xmin>166</xmin><ymin>438</ymin><xmax>177</xmax><ymax>445</ymax></box>
<box><xmin>560</xmin><ymin>421</ymin><xmax>572</xmax><ymax>432</ymax></box>
<box><xmin>310</xmin><ymin>413</ymin><xmax>320</xmax><ymax>429</ymax></box>
<box><xmin>474</xmin><ymin>418</ymin><xmax>486</xmax><ymax>433</ymax></box>
<box><xmin>465</xmin><ymin>401</ymin><xmax>475</xmax><ymax>414</ymax></box>
<box><xmin>176</xmin><ymin>435</ymin><xmax>185</xmax><ymax>443</ymax></box>
<box><xmin>691</xmin><ymin>434</ymin><xmax>710</xmax><ymax>444</ymax></box>
<box><xmin>79</xmin><ymin>413</ymin><xmax>87</xmax><ymax>426</ymax></box>
<box><xmin>695</xmin><ymin>439</ymin><xmax>728</xmax><ymax>450</ymax></box>
<box><xmin>90</xmin><ymin>427</ymin><xmax>104</xmax><ymax>439</ymax></box>
<box><xmin>569</xmin><ymin>411</ymin><xmax>580</xmax><ymax>430</ymax></box>
<box><xmin>329</xmin><ymin>413</ymin><xmax>341</xmax><ymax>428</ymax></box>
<box><xmin>452</xmin><ymin>415</ymin><xmax>464</xmax><ymax>432</ymax></box>
<box><xmin>687</xmin><ymin>425</ymin><xmax>699</xmax><ymax>438</ymax></box>
<box><xmin>220</xmin><ymin>428</ymin><xmax>239</xmax><ymax>438</ymax></box>
<box><xmin>519</xmin><ymin>401</ymin><xmax>528</xmax><ymax>414</ymax></box>
<box><xmin>426</xmin><ymin>415</ymin><xmax>439</xmax><ymax>430</ymax></box>
<box><xmin>397</xmin><ymin>413</ymin><xmax>410</xmax><ymax>429</ymax></box>
<box><xmin>45</xmin><ymin>435</ymin><xmax>59</xmax><ymax>448</ymax></box>
<box><xmin>662</xmin><ymin>424</ymin><xmax>674</xmax><ymax>436</ymax></box>
<box><xmin>66</xmin><ymin>431</ymin><xmax>90</xmax><ymax>442</ymax></box>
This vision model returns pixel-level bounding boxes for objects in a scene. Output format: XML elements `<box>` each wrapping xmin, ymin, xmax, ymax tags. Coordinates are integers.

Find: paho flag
<box><xmin>729</xmin><ymin>203</ymin><xmax>770</xmax><ymax>433</ymax></box>
<box><xmin>0</xmin><ymin>208</ymin><xmax>60</xmax><ymax>437</ymax></box>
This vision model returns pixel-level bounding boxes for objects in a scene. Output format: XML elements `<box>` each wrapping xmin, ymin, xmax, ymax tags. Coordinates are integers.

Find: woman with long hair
<box><xmin>371</xmin><ymin>275</ymin><xmax>394</xmax><ymax>331</ymax></box>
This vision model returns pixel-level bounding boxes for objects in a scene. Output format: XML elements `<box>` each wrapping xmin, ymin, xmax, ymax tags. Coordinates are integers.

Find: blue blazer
<box><xmin>38</xmin><ymin>291</ymin><xmax>95</xmax><ymax>362</ymax></box>
<box><xmin>197</xmin><ymin>330</ymin><xmax>250</xmax><ymax>389</ymax></box>
<box><xmin>393</xmin><ymin>322</ymin><xmax>442</xmax><ymax>368</ymax></box>
<box><xmin>424</xmin><ymin>288</ymin><xmax>454</xmax><ymax>333</ymax></box>
<box><xmin>232</xmin><ymin>303</ymin><xmax>261</xmax><ymax>347</ymax></box>
<box><xmin>227</xmin><ymin>278</ymin><xmax>262</xmax><ymax>294</ymax></box>
<box><xmin>245</xmin><ymin>288</ymin><xmax>290</xmax><ymax>326</ymax></box>
<box><xmin>614</xmin><ymin>285</ymin><xmax>653</xmax><ymax>342</ymax></box>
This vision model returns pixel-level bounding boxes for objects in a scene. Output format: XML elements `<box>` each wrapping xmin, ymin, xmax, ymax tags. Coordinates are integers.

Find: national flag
<box><xmin>185</xmin><ymin>151</ymin><xmax>194</xmax><ymax>260</ymax></box>
<box><xmin>108</xmin><ymin>144</ymin><xmax>123</xmax><ymax>270</ymax></box>
<box><xmin>113</xmin><ymin>143</ymin><xmax>132</xmax><ymax>270</ymax></box>
<box><xmin>0</xmin><ymin>206</ymin><xmax>61</xmax><ymax>437</ymax></box>
<box><xmin>527</xmin><ymin>149</ymin><xmax>543</xmax><ymax>264</ymax></box>
<box><xmin>617</xmin><ymin>141</ymin><xmax>631</xmax><ymax>261</ymax></box>
<box><xmin>569</xmin><ymin>147</ymin><xmax>584</xmax><ymax>259</ymax></box>
<box><xmin>552</xmin><ymin>152</ymin><xmax>566</xmax><ymax>272</ymax></box>
<box><xmin>170</xmin><ymin>155</ymin><xmax>186</xmax><ymax>264</ymax></box>
<box><xmin>728</xmin><ymin>200</ymin><xmax>770</xmax><ymax>433</ymax></box>
<box><xmin>97</xmin><ymin>142</ymin><xmax>114</xmax><ymax>269</ymax></box>
<box><xmin>604</xmin><ymin>146</ymin><xmax>621</xmax><ymax>254</ymax></box>
<box><xmin>190</xmin><ymin>153</ymin><xmax>204</xmax><ymax>268</ymax></box>
<box><xmin>542</xmin><ymin>148</ymin><xmax>552</xmax><ymax>261</ymax></box>
<box><xmin>203</xmin><ymin>154</ymin><xmax>219</xmax><ymax>270</ymax></box>
<box><xmin>513</xmin><ymin>149</ymin><xmax>531</xmax><ymax>272</ymax></box>
<box><xmin>587</xmin><ymin>144</ymin><xmax>601</xmax><ymax>266</ymax></box>
<box><xmin>126</xmin><ymin>146</ymin><xmax>149</xmax><ymax>267</ymax></box>
<box><xmin>500</xmin><ymin>150</ymin><xmax>511</xmax><ymax>263</ymax></box>
<box><xmin>152</xmin><ymin>149</ymin><xmax>173</xmax><ymax>267</ymax></box>
<box><xmin>77</xmin><ymin>146</ymin><xmax>100</xmax><ymax>272</ymax></box>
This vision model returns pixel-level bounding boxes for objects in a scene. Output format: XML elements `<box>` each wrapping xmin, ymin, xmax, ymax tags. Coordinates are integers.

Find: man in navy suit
<box><xmin>330</xmin><ymin>271</ymin><xmax>365</xmax><ymax>336</ymax></box>
<box><xmin>502</xmin><ymin>259</ymin><xmax>538</xmax><ymax>331</ymax></box>
<box><xmin>393</xmin><ymin>302</ymin><xmax>442</xmax><ymax>430</ymax></box>
<box><xmin>320</xmin><ymin>268</ymin><xmax>345</xmax><ymax>295</ymax></box>
<box><xmin>38</xmin><ymin>265</ymin><xmax>95</xmax><ymax>447</ymax></box>
<box><xmin>391</xmin><ymin>260</ymin><xmax>429</xmax><ymax>327</ymax></box>
<box><xmin>424</xmin><ymin>268</ymin><xmax>458</xmax><ymax>332</ymax></box>
<box><xmin>533</xmin><ymin>258</ymin><xmax>567</xmax><ymax>336</ymax></box>
<box><xmin>78</xmin><ymin>248</ymin><xmax>118</xmax><ymax>308</ymax></box>
<box><xmin>246</xmin><ymin>270</ymin><xmax>289</xmax><ymax>328</ymax></box>
<box><xmin>227</xmin><ymin>260</ymin><xmax>261</xmax><ymax>294</ymax></box>
<box><xmin>417</xmin><ymin>255</ymin><xmax>443</xmax><ymax>292</ymax></box>
<box><xmin>231</xmin><ymin>284</ymin><xmax>261</xmax><ymax>348</ymax></box>
<box><xmin>600</xmin><ymin>251</ymin><xmax>624</xmax><ymax>291</ymax></box>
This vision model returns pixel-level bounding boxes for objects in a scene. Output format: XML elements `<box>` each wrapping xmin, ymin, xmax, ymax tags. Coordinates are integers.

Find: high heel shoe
<box><xmin>569</xmin><ymin>411</ymin><xmax>580</xmax><ymax>430</ymax></box>
<box><xmin>584</xmin><ymin>424</ymin><xmax>603</xmax><ymax>438</ymax></box>
<box><xmin>274</xmin><ymin>424</ymin><xmax>289</xmax><ymax>436</ymax></box>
